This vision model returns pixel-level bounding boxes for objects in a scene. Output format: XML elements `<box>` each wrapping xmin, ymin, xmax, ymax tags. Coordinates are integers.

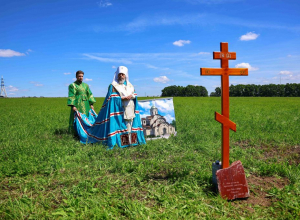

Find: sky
<box><xmin>1</xmin><ymin>0</ymin><xmax>300</xmax><ymax>97</ymax></box>
<box><xmin>138</xmin><ymin>98</ymin><xmax>176</xmax><ymax>124</ymax></box>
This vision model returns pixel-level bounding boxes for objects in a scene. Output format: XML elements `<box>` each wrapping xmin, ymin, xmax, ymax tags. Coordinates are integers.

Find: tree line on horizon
<box><xmin>161</xmin><ymin>83</ymin><xmax>300</xmax><ymax>97</ymax></box>
<box><xmin>211</xmin><ymin>83</ymin><xmax>300</xmax><ymax>97</ymax></box>
<box><xmin>161</xmin><ymin>85</ymin><xmax>208</xmax><ymax>97</ymax></box>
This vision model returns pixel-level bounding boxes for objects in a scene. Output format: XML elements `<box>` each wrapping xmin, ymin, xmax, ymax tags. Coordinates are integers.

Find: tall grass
<box><xmin>0</xmin><ymin>97</ymin><xmax>299</xmax><ymax>219</ymax></box>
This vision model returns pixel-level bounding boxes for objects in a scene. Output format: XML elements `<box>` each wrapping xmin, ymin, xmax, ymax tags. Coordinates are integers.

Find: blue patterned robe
<box><xmin>73</xmin><ymin>84</ymin><xmax>146</xmax><ymax>149</ymax></box>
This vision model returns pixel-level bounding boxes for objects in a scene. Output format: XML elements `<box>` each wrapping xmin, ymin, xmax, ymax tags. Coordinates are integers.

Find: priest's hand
<box><xmin>121</xmin><ymin>95</ymin><xmax>132</xmax><ymax>100</ymax></box>
<box><xmin>72</xmin><ymin>106</ymin><xmax>77</xmax><ymax>111</ymax></box>
<box><xmin>90</xmin><ymin>105</ymin><xmax>94</xmax><ymax>110</ymax></box>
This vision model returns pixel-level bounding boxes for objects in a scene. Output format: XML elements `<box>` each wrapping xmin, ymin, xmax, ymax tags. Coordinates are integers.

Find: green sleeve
<box><xmin>87</xmin><ymin>86</ymin><xmax>96</xmax><ymax>105</ymax></box>
<box><xmin>67</xmin><ymin>84</ymin><xmax>76</xmax><ymax>106</ymax></box>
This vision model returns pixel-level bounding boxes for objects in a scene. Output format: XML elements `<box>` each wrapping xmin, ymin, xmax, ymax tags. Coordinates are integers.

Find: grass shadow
<box><xmin>54</xmin><ymin>128</ymin><xmax>80</xmax><ymax>141</ymax></box>
<box><xmin>144</xmin><ymin>169</ymin><xmax>191</xmax><ymax>183</ymax></box>
<box><xmin>199</xmin><ymin>175</ymin><xmax>219</xmax><ymax>196</ymax></box>
<box><xmin>54</xmin><ymin>128</ymin><xmax>69</xmax><ymax>135</ymax></box>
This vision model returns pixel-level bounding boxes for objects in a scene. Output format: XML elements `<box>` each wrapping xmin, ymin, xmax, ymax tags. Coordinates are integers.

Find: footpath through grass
<box><xmin>0</xmin><ymin>97</ymin><xmax>299</xmax><ymax>219</ymax></box>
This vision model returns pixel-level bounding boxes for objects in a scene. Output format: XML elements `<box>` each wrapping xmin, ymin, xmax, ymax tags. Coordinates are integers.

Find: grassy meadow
<box><xmin>0</xmin><ymin>97</ymin><xmax>299</xmax><ymax>219</ymax></box>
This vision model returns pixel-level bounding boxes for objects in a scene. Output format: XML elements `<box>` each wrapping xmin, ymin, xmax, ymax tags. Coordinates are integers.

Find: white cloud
<box><xmin>26</xmin><ymin>49</ymin><xmax>33</xmax><ymax>55</ymax></box>
<box><xmin>84</xmin><ymin>78</ymin><xmax>93</xmax><ymax>82</ymax></box>
<box><xmin>146</xmin><ymin>64</ymin><xmax>159</xmax><ymax>69</ymax></box>
<box><xmin>139</xmin><ymin>101</ymin><xmax>152</xmax><ymax>110</ymax></box>
<box><xmin>93</xmin><ymin>13</ymin><xmax>300</xmax><ymax>34</ymax></box>
<box><xmin>240</xmin><ymin>32</ymin><xmax>259</xmax><ymax>41</ymax></box>
<box><xmin>155</xmin><ymin>99</ymin><xmax>174</xmax><ymax>113</ymax></box>
<box><xmin>173</xmin><ymin>40</ymin><xmax>191</xmax><ymax>47</ymax></box>
<box><xmin>235</xmin><ymin>63</ymin><xmax>258</xmax><ymax>71</ymax></box>
<box><xmin>112</xmin><ymin>66</ymin><xmax>116</xmax><ymax>68</ymax></box>
<box><xmin>30</xmin><ymin>81</ymin><xmax>43</xmax><ymax>87</ymax></box>
<box><xmin>9</xmin><ymin>93</ymin><xmax>15</xmax><ymax>95</ymax></box>
<box><xmin>153</xmin><ymin>76</ymin><xmax>170</xmax><ymax>83</ymax></box>
<box><xmin>287</xmin><ymin>55</ymin><xmax>292</xmax><ymax>57</ymax></box>
<box><xmin>64</xmin><ymin>72</ymin><xmax>72</xmax><ymax>75</ymax></box>
<box><xmin>0</xmin><ymin>49</ymin><xmax>25</xmax><ymax>57</ymax></box>
<box><xmin>279</xmin><ymin>72</ymin><xmax>300</xmax><ymax>81</ymax></box>
<box><xmin>83</xmin><ymin>53</ymin><xmax>132</xmax><ymax>64</ymax></box>
<box><xmin>97</xmin><ymin>0</ymin><xmax>112</xmax><ymax>7</ymax></box>
<box><xmin>8</xmin><ymin>85</ymin><xmax>18</xmax><ymax>92</ymax></box>
<box><xmin>279</xmin><ymin>71</ymin><xmax>292</xmax><ymax>75</ymax></box>
<box><xmin>198</xmin><ymin>52</ymin><xmax>210</xmax><ymax>55</ymax></box>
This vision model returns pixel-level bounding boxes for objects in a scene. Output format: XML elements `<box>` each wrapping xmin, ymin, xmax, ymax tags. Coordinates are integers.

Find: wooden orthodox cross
<box><xmin>200</xmin><ymin>42</ymin><xmax>248</xmax><ymax>169</ymax></box>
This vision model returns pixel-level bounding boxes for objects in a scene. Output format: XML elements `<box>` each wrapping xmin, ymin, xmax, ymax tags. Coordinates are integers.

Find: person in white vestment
<box><xmin>73</xmin><ymin>66</ymin><xmax>146</xmax><ymax>148</ymax></box>
<box><xmin>111</xmin><ymin>66</ymin><xmax>136</xmax><ymax>144</ymax></box>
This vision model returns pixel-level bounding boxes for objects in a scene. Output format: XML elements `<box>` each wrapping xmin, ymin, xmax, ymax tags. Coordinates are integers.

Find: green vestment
<box><xmin>67</xmin><ymin>81</ymin><xmax>96</xmax><ymax>133</ymax></box>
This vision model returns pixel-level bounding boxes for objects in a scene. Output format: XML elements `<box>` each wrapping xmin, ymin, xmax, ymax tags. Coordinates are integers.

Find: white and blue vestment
<box><xmin>73</xmin><ymin>82</ymin><xmax>146</xmax><ymax>149</ymax></box>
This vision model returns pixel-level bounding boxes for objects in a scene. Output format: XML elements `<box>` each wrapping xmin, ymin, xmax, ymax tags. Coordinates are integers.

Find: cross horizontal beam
<box><xmin>200</xmin><ymin>68</ymin><xmax>248</xmax><ymax>76</ymax></box>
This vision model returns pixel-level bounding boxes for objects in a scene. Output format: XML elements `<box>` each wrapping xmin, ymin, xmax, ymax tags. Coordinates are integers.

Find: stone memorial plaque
<box><xmin>216</xmin><ymin>160</ymin><xmax>250</xmax><ymax>200</ymax></box>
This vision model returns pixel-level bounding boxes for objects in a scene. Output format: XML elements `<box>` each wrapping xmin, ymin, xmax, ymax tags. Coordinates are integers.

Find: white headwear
<box><xmin>112</xmin><ymin>66</ymin><xmax>130</xmax><ymax>84</ymax></box>
<box><xmin>111</xmin><ymin>66</ymin><xmax>136</xmax><ymax>120</ymax></box>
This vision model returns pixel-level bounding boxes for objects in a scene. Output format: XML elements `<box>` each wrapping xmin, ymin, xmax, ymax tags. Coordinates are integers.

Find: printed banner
<box><xmin>138</xmin><ymin>97</ymin><xmax>177</xmax><ymax>140</ymax></box>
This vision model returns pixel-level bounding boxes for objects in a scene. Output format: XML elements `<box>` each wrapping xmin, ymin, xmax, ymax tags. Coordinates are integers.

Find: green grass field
<box><xmin>0</xmin><ymin>97</ymin><xmax>299</xmax><ymax>219</ymax></box>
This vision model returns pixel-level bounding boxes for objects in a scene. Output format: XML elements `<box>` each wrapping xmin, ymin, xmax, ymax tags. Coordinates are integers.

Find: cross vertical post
<box><xmin>200</xmin><ymin>42</ymin><xmax>248</xmax><ymax>169</ymax></box>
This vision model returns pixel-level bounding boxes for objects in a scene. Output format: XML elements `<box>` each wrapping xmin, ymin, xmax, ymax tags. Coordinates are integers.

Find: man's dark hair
<box><xmin>76</xmin><ymin>70</ymin><xmax>84</xmax><ymax>76</ymax></box>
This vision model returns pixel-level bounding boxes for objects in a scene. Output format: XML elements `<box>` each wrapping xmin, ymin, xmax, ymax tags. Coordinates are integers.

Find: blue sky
<box><xmin>1</xmin><ymin>0</ymin><xmax>299</xmax><ymax>97</ymax></box>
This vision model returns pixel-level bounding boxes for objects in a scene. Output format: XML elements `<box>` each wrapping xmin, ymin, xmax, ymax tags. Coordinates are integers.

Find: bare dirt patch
<box><xmin>262</xmin><ymin>145</ymin><xmax>300</xmax><ymax>165</ymax></box>
<box><xmin>231</xmin><ymin>174</ymin><xmax>290</xmax><ymax>210</ymax></box>
<box><xmin>235</xmin><ymin>141</ymin><xmax>300</xmax><ymax>165</ymax></box>
<box><xmin>130</xmin><ymin>151</ymin><xmax>149</xmax><ymax>160</ymax></box>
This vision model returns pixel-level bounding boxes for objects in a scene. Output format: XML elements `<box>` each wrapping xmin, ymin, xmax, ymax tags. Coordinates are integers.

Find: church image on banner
<box><xmin>138</xmin><ymin>98</ymin><xmax>176</xmax><ymax>139</ymax></box>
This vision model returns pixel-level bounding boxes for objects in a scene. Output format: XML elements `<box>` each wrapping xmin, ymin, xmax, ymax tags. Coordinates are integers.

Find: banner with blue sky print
<box><xmin>138</xmin><ymin>97</ymin><xmax>176</xmax><ymax>140</ymax></box>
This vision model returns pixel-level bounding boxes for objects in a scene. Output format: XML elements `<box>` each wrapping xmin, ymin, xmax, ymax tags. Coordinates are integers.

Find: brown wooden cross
<box><xmin>200</xmin><ymin>42</ymin><xmax>248</xmax><ymax>169</ymax></box>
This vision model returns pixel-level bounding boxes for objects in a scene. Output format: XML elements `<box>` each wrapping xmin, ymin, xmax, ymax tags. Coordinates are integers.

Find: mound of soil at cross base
<box><xmin>230</xmin><ymin>174</ymin><xmax>290</xmax><ymax>210</ymax></box>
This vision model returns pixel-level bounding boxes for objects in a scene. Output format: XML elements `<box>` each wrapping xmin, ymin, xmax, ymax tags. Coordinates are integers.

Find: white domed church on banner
<box><xmin>141</xmin><ymin>105</ymin><xmax>176</xmax><ymax>137</ymax></box>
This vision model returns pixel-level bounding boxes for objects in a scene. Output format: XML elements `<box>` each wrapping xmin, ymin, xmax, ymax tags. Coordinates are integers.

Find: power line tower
<box><xmin>0</xmin><ymin>76</ymin><xmax>7</xmax><ymax>97</ymax></box>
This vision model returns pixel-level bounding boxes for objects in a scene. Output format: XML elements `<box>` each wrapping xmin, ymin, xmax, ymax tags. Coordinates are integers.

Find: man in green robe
<box><xmin>67</xmin><ymin>70</ymin><xmax>96</xmax><ymax>133</ymax></box>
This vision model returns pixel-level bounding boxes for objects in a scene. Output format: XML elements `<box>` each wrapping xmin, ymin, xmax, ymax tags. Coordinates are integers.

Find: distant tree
<box><xmin>161</xmin><ymin>85</ymin><xmax>179</xmax><ymax>96</ymax></box>
<box><xmin>285</xmin><ymin>83</ymin><xmax>298</xmax><ymax>97</ymax></box>
<box><xmin>276</xmin><ymin>84</ymin><xmax>285</xmax><ymax>97</ymax></box>
<box><xmin>196</xmin><ymin>85</ymin><xmax>208</xmax><ymax>97</ymax></box>
<box><xmin>254</xmin><ymin>85</ymin><xmax>261</xmax><ymax>97</ymax></box>
<box><xmin>215</xmin><ymin>87</ymin><xmax>221</xmax><ymax>97</ymax></box>
<box><xmin>161</xmin><ymin>85</ymin><xmax>208</xmax><ymax>97</ymax></box>
<box><xmin>162</xmin><ymin>83</ymin><xmax>300</xmax><ymax>97</ymax></box>
<box><xmin>210</xmin><ymin>92</ymin><xmax>217</xmax><ymax>97</ymax></box>
<box><xmin>184</xmin><ymin>85</ymin><xmax>197</xmax><ymax>96</ymax></box>
<box><xmin>296</xmin><ymin>84</ymin><xmax>300</xmax><ymax>96</ymax></box>
<box><xmin>244</xmin><ymin>84</ymin><xmax>256</xmax><ymax>96</ymax></box>
<box><xmin>228</xmin><ymin>83</ymin><xmax>300</xmax><ymax>97</ymax></box>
